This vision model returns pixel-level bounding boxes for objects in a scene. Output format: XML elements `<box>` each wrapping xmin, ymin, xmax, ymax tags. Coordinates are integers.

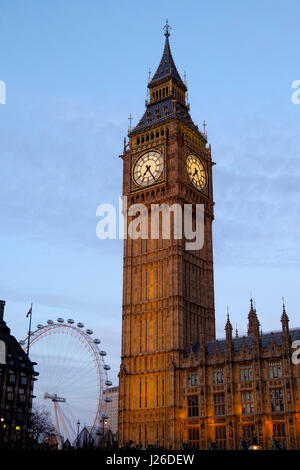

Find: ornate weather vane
<box><xmin>163</xmin><ymin>19</ymin><xmax>171</xmax><ymax>38</ymax></box>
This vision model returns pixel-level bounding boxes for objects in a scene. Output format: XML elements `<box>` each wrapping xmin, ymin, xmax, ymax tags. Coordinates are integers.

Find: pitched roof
<box><xmin>129</xmin><ymin>97</ymin><xmax>205</xmax><ymax>139</ymax></box>
<box><xmin>185</xmin><ymin>328</ymin><xmax>300</xmax><ymax>357</ymax></box>
<box><xmin>148</xmin><ymin>36</ymin><xmax>186</xmax><ymax>91</ymax></box>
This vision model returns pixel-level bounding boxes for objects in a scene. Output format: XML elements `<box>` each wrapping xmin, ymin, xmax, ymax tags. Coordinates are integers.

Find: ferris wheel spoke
<box><xmin>60</xmin><ymin>405</ymin><xmax>76</xmax><ymax>439</ymax></box>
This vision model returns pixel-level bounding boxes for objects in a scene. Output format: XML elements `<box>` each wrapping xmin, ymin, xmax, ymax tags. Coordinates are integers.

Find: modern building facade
<box><xmin>103</xmin><ymin>386</ymin><xmax>119</xmax><ymax>436</ymax></box>
<box><xmin>0</xmin><ymin>300</ymin><xmax>36</xmax><ymax>445</ymax></box>
<box><xmin>118</xmin><ymin>25</ymin><xmax>300</xmax><ymax>450</ymax></box>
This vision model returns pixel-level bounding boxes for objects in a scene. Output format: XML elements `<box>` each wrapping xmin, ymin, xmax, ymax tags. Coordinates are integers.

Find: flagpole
<box><xmin>27</xmin><ymin>303</ymin><xmax>33</xmax><ymax>358</ymax></box>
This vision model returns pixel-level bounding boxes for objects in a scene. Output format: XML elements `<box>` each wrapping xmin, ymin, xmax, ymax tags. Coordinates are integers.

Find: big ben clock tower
<box><xmin>118</xmin><ymin>22</ymin><xmax>216</xmax><ymax>448</ymax></box>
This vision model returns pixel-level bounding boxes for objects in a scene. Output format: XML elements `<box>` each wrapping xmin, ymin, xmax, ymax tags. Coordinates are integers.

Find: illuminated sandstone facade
<box><xmin>118</xmin><ymin>25</ymin><xmax>300</xmax><ymax>450</ymax></box>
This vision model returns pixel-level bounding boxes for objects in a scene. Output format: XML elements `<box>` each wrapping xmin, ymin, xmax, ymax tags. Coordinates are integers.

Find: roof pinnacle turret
<box><xmin>225</xmin><ymin>307</ymin><xmax>233</xmax><ymax>330</ymax></box>
<box><xmin>248</xmin><ymin>297</ymin><xmax>260</xmax><ymax>337</ymax></box>
<box><xmin>281</xmin><ymin>297</ymin><xmax>289</xmax><ymax>323</ymax></box>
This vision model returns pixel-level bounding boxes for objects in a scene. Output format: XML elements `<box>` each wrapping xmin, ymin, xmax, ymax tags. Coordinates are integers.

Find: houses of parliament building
<box><xmin>118</xmin><ymin>23</ymin><xmax>300</xmax><ymax>450</ymax></box>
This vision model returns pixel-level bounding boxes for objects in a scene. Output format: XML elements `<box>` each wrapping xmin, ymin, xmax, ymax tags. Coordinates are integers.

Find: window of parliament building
<box><xmin>118</xmin><ymin>23</ymin><xmax>300</xmax><ymax>450</ymax></box>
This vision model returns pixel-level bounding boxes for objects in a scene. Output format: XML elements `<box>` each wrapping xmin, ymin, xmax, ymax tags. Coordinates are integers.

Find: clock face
<box><xmin>133</xmin><ymin>151</ymin><xmax>164</xmax><ymax>187</ymax></box>
<box><xmin>186</xmin><ymin>154</ymin><xmax>207</xmax><ymax>191</ymax></box>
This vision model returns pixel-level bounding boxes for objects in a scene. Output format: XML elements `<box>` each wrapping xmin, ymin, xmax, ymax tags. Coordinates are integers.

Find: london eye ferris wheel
<box><xmin>20</xmin><ymin>317</ymin><xmax>112</xmax><ymax>446</ymax></box>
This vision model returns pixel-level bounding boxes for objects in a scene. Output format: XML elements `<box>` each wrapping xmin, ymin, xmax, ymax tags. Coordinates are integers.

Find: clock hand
<box><xmin>193</xmin><ymin>168</ymin><xmax>198</xmax><ymax>177</ymax></box>
<box><xmin>148</xmin><ymin>168</ymin><xmax>155</xmax><ymax>179</ymax></box>
<box><xmin>144</xmin><ymin>165</ymin><xmax>155</xmax><ymax>180</ymax></box>
<box><xmin>143</xmin><ymin>165</ymin><xmax>151</xmax><ymax>176</ymax></box>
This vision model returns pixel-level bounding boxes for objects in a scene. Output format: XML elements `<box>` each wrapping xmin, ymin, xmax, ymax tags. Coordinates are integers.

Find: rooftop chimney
<box><xmin>0</xmin><ymin>300</ymin><xmax>5</xmax><ymax>322</ymax></box>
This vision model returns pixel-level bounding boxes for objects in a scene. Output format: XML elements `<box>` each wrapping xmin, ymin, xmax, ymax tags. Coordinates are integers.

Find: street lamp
<box><xmin>15</xmin><ymin>425</ymin><xmax>21</xmax><ymax>448</ymax></box>
<box><xmin>76</xmin><ymin>421</ymin><xmax>80</xmax><ymax>449</ymax></box>
<box><xmin>101</xmin><ymin>413</ymin><xmax>108</xmax><ymax>448</ymax></box>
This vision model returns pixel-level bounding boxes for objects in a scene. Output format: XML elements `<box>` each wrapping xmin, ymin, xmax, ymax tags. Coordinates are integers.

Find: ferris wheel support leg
<box><xmin>53</xmin><ymin>401</ymin><xmax>62</xmax><ymax>450</ymax></box>
<box><xmin>56</xmin><ymin>403</ymin><xmax>72</xmax><ymax>444</ymax></box>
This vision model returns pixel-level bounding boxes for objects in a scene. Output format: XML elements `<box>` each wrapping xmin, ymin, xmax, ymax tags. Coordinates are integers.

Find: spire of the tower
<box><xmin>129</xmin><ymin>23</ymin><xmax>205</xmax><ymax>139</ymax></box>
<box><xmin>148</xmin><ymin>21</ymin><xmax>186</xmax><ymax>91</ymax></box>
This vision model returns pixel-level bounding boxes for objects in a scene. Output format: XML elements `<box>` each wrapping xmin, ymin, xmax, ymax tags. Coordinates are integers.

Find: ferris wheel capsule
<box><xmin>105</xmin><ymin>380</ymin><xmax>112</xmax><ymax>386</ymax></box>
<box><xmin>67</xmin><ymin>319</ymin><xmax>74</xmax><ymax>324</ymax></box>
<box><xmin>104</xmin><ymin>364</ymin><xmax>110</xmax><ymax>370</ymax></box>
<box><xmin>104</xmin><ymin>397</ymin><xmax>112</xmax><ymax>403</ymax></box>
<box><xmin>47</xmin><ymin>320</ymin><xmax>54</xmax><ymax>325</ymax></box>
<box><xmin>86</xmin><ymin>329</ymin><xmax>93</xmax><ymax>335</ymax></box>
<box><xmin>94</xmin><ymin>338</ymin><xmax>101</xmax><ymax>344</ymax></box>
<box><xmin>77</xmin><ymin>322</ymin><xmax>84</xmax><ymax>328</ymax></box>
<box><xmin>19</xmin><ymin>340</ymin><xmax>25</xmax><ymax>346</ymax></box>
<box><xmin>37</xmin><ymin>324</ymin><xmax>44</xmax><ymax>329</ymax></box>
<box><xmin>57</xmin><ymin>318</ymin><xmax>64</xmax><ymax>323</ymax></box>
<box><xmin>100</xmin><ymin>351</ymin><xmax>107</xmax><ymax>356</ymax></box>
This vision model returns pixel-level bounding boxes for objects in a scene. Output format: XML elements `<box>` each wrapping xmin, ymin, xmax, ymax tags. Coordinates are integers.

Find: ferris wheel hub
<box><xmin>44</xmin><ymin>392</ymin><xmax>66</xmax><ymax>402</ymax></box>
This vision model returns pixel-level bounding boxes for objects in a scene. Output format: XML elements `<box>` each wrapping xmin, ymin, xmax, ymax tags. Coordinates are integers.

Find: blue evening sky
<box><xmin>1</xmin><ymin>0</ymin><xmax>300</xmax><ymax>386</ymax></box>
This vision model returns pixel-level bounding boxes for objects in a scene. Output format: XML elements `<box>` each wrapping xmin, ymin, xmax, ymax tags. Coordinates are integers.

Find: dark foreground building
<box><xmin>0</xmin><ymin>300</ymin><xmax>36</xmax><ymax>446</ymax></box>
<box><xmin>118</xmin><ymin>25</ymin><xmax>300</xmax><ymax>449</ymax></box>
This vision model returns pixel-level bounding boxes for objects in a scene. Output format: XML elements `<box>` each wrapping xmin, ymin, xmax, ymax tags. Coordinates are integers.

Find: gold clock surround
<box><xmin>186</xmin><ymin>153</ymin><xmax>208</xmax><ymax>194</ymax></box>
<box><xmin>130</xmin><ymin>146</ymin><xmax>166</xmax><ymax>192</ymax></box>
